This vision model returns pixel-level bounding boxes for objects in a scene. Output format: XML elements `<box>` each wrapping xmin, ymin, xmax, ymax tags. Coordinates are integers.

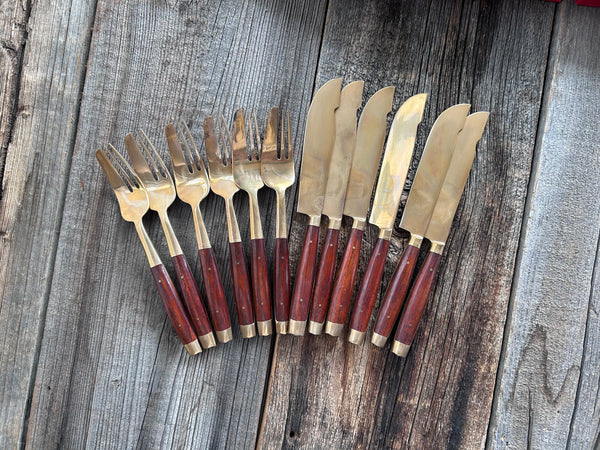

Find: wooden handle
<box><xmin>393</xmin><ymin>251</ymin><xmax>442</xmax><ymax>356</ymax></box>
<box><xmin>150</xmin><ymin>264</ymin><xmax>198</xmax><ymax>349</ymax></box>
<box><xmin>228</xmin><ymin>241</ymin><xmax>255</xmax><ymax>327</ymax></box>
<box><xmin>172</xmin><ymin>254</ymin><xmax>213</xmax><ymax>338</ymax></box>
<box><xmin>372</xmin><ymin>244</ymin><xmax>420</xmax><ymax>344</ymax></box>
<box><xmin>289</xmin><ymin>225</ymin><xmax>320</xmax><ymax>330</ymax></box>
<box><xmin>198</xmin><ymin>247</ymin><xmax>232</xmax><ymax>333</ymax></box>
<box><xmin>309</xmin><ymin>227</ymin><xmax>340</xmax><ymax>330</ymax></box>
<box><xmin>348</xmin><ymin>238</ymin><xmax>391</xmax><ymax>340</ymax></box>
<box><xmin>273</xmin><ymin>237</ymin><xmax>290</xmax><ymax>325</ymax></box>
<box><xmin>326</xmin><ymin>228</ymin><xmax>363</xmax><ymax>330</ymax></box>
<box><xmin>251</xmin><ymin>238</ymin><xmax>273</xmax><ymax>334</ymax></box>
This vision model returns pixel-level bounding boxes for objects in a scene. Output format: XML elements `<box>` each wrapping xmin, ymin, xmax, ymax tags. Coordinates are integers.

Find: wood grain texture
<box><xmin>488</xmin><ymin>2</ymin><xmax>600</xmax><ymax>448</ymax></box>
<box><xmin>0</xmin><ymin>0</ymin><xmax>96</xmax><ymax>447</ymax></box>
<box><xmin>310</xmin><ymin>227</ymin><xmax>340</xmax><ymax>326</ymax></box>
<box><xmin>273</xmin><ymin>237</ymin><xmax>291</xmax><ymax>324</ymax></box>
<box><xmin>198</xmin><ymin>247</ymin><xmax>231</xmax><ymax>333</ymax></box>
<box><xmin>24</xmin><ymin>1</ymin><xmax>328</xmax><ymax>448</ymax></box>
<box><xmin>289</xmin><ymin>224</ymin><xmax>320</xmax><ymax>325</ymax></box>
<box><xmin>251</xmin><ymin>238</ymin><xmax>273</xmax><ymax>324</ymax></box>
<box><xmin>259</xmin><ymin>0</ymin><xmax>555</xmax><ymax>447</ymax></box>
<box><xmin>229</xmin><ymin>241</ymin><xmax>255</xmax><ymax>327</ymax></box>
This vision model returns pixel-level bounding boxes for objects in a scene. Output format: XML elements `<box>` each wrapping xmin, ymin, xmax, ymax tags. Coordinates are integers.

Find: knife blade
<box><xmin>308</xmin><ymin>80</ymin><xmax>364</xmax><ymax>335</ymax></box>
<box><xmin>345</xmin><ymin>94</ymin><xmax>428</xmax><ymax>345</ymax></box>
<box><xmin>370</xmin><ymin>103</ymin><xmax>471</xmax><ymax>346</ymax></box>
<box><xmin>288</xmin><ymin>78</ymin><xmax>342</xmax><ymax>335</ymax></box>
<box><xmin>392</xmin><ymin>111</ymin><xmax>489</xmax><ymax>357</ymax></box>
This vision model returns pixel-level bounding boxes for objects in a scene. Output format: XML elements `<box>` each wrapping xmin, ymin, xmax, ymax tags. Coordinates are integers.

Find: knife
<box><xmin>370</xmin><ymin>103</ymin><xmax>472</xmax><ymax>347</ymax></box>
<box><xmin>324</xmin><ymin>86</ymin><xmax>397</xmax><ymax>337</ymax></box>
<box><xmin>346</xmin><ymin>94</ymin><xmax>430</xmax><ymax>345</ymax></box>
<box><xmin>288</xmin><ymin>78</ymin><xmax>342</xmax><ymax>336</ymax></box>
<box><xmin>392</xmin><ymin>111</ymin><xmax>489</xmax><ymax>357</ymax></box>
<box><xmin>307</xmin><ymin>80</ymin><xmax>364</xmax><ymax>335</ymax></box>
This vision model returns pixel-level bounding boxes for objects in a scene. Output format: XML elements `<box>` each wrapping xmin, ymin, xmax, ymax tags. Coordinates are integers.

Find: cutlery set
<box><xmin>96</xmin><ymin>78</ymin><xmax>488</xmax><ymax>359</ymax></box>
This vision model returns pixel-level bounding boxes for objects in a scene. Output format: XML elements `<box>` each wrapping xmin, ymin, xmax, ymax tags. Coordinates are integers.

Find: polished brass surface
<box><xmin>391</xmin><ymin>341</ymin><xmax>410</xmax><ymax>357</ymax></box>
<box><xmin>322</xmin><ymin>80</ymin><xmax>363</xmax><ymax>224</ymax></box>
<box><xmin>204</xmin><ymin>116</ymin><xmax>243</xmax><ymax>243</ymax></box>
<box><xmin>275</xmin><ymin>320</ymin><xmax>288</xmax><ymax>334</ymax></box>
<box><xmin>408</xmin><ymin>234</ymin><xmax>424</xmax><ymax>248</ymax></box>
<box><xmin>184</xmin><ymin>340</ymin><xmax>202</xmax><ymax>356</ymax></box>
<box><xmin>343</xmin><ymin>86</ymin><xmax>395</xmax><ymax>222</ymax></box>
<box><xmin>426</xmin><ymin>112</ymin><xmax>489</xmax><ymax>246</ymax></box>
<box><xmin>124</xmin><ymin>131</ymin><xmax>183</xmax><ymax>257</ymax></box>
<box><xmin>239</xmin><ymin>323</ymin><xmax>257</xmax><ymax>339</ymax></box>
<box><xmin>215</xmin><ymin>328</ymin><xmax>233</xmax><ymax>343</ymax></box>
<box><xmin>231</xmin><ymin>109</ymin><xmax>265</xmax><ymax>240</ymax></box>
<box><xmin>399</xmin><ymin>104</ymin><xmax>471</xmax><ymax>237</ymax></box>
<box><xmin>297</xmin><ymin>78</ymin><xmax>342</xmax><ymax>220</ymax></box>
<box><xmin>288</xmin><ymin>319</ymin><xmax>307</xmax><ymax>335</ymax></box>
<box><xmin>351</xmin><ymin>218</ymin><xmax>367</xmax><ymax>230</ymax></box>
<box><xmin>378</xmin><ymin>228</ymin><xmax>393</xmax><ymax>240</ymax></box>
<box><xmin>369</xmin><ymin>94</ymin><xmax>428</xmax><ymax>231</ymax></box>
<box><xmin>198</xmin><ymin>332</ymin><xmax>216</xmax><ymax>349</ymax></box>
<box><xmin>166</xmin><ymin>122</ymin><xmax>212</xmax><ymax>250</ymax></box>
<box><xmin>347</xmin><ymin>329</ymin><xmax>365</xmax><ymax>345</ymax></box>
<box><xmin>256</xmin><ymin>320</ymin><xmax>273</xmax><ymax>336</ymax></box>
<box><xmin>96</xmin><ymin>147</ymin><xmax>161</xmax><ymax>268</ymax></box>
<box><xmin>324</xmin><ymin>321</ymin><xmax>344</xmax><ymax>337</ymax></box>
<box><xmin>308</xmin><ymin>320</ymin><xmax>324</xmax><ymax>335</ymax></box>
<box><xmin>371</xmin><ymin>332</ymin><xmax>387</xmax><ymax>347</ymax></box>
<box><xmin>261</xmin><ymin>108</ymin><xmax>295</xmax><ymax>239</ymax></box>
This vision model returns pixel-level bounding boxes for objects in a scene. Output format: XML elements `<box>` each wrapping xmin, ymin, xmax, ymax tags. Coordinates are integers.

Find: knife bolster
<box><xmin>308</xmin><ymin>215</ymin><xmax>321</xmax><ymax>227</ymax></box>
<box><xmin>430</xmin><ymin>241</ymin><xmax>445</xmax><ymax>254</ymax></box>
<box><xmin>378</xmin><ymin>228</ymin><xmax>393</xmax><ymax>240</ymax></box>
<box><xmin>352</xmin><ymin>218</ymin><xmax>367</xmax><ymax>230</ymax></box>
<box><xmin>328</xmin><ymin>218</ymin><xmax>342</xmax><ymax>229</ymax></box>
<box><xmin>408</xmin><ymin>234</ymin><xmax>424</xmax><ymax>247</ymax></box>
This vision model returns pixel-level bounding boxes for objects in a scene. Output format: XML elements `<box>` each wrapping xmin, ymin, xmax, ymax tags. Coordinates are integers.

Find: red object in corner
<box><xmin>576</xmin><ymin>0</ymin><xmax>600</xmax><ymax>6</ymax></box>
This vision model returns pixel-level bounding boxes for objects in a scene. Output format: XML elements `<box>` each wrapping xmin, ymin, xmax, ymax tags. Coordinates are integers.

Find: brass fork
<box><xmin>260</xmin><ymin>108</ymin><xmax>295</xmax><ymax>334</ymax></box>
<box><xmin>165</xmin><ymin>122</ymin><xmax>233</xmax><ymax>344</ymax></box>
<box><xmin>124</xmin><ymin>131</ymin><xmax>215</xmax><ymax>349</ymax></box>
<box><xmin>204</xmin><ymin>115</ymin><xmax>256</xmax><ymax>339</ymax></box>
<box><xmin>96</xmin><ymin>146</ymin><xmax>201</xmax><ymax>355</ymax></box>
<box><xmin>232</xmin><ymin>109</ymin><xmax>273</xmax><ymax>336</ymax></box>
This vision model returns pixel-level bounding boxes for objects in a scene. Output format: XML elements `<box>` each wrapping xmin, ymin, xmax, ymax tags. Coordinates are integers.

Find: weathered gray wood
<box><xmin>25</xmin><ymin>1</ymin><xmax>326</xmax><ymax>448</ymax></box>
<box><xmin>489</xmin><ymin>2</ymin><xmax>600</xmax><ymax>448</ymax></box>
<box><xmin>0</xmin><ymin>1</ymin><xmax>96</xmax><ymax>447</ymax></box>
<box><xmin>258</xmin><ymin>0</ymin><xmax>556</xmax><ymax>448</ymax></box>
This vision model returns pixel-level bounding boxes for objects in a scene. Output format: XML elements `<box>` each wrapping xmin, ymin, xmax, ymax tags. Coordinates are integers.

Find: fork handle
<box><xmin>372</xmin><ymin>244</ymin><xmax>420</xmax><ymax>346</ymax></box>
<box><xmin>229</xmin><ymin>241</ymin><xmax>256</xmax><ymax>338</ymax></box>
<box><xmin>198</xmin><ymin>248</ymin><xmax>232</xmax><ymax>341</ymax></box>
<box><xmin>289</xmin><ymin>224</ymin><xmax>320</xmax><ymax>335</ymax></box>
<box><xmin>325</xmin><ymin>227</ymin><xmax>363</xmax><ymax>336</ymax></box>
<box><xmin>150</xmin><ymin>264</ymin><xmax>201</xmax><ymax>355</ymax></box>
<box><xmin>251</xmin><ymin>238</ymin><xmax>273</xmax><ymax>335</ymax></box>
<box><xmin>308</xmin><ymin>226</ymin><xmax>340</xmax><ymax>334</ymax></box>
<box><xmin>273</xmin><ymin>238</ymin><xmax>290</xmax><ymax>332</ymax></box>
<box><xmin>348</xmin><ymin>237</ymin><xmax>391</xmax><ymax>345</ymax></box>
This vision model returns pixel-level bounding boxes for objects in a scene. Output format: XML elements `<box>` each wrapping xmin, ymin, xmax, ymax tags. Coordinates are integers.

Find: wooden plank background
<box><xmin>0</xmin><ymin>0</ymin><xmax>599</xmax><ymax>449</ymax></box>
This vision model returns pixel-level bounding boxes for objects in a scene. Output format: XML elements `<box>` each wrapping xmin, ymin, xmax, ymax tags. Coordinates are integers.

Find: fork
<box><xmin>124</xmin><ymin>131</ymin><xmax>216</xmax><ymax>349</ymax></box>
<box><xmin>260</xmin><ymin>108</ymin><xmax>295</xmax><ymax>334</ymax></box>
<box><xmin>232</xmin><ymin>109</ymin><xmax>273</xmax><ymax>336</ymax></box>
<box><xmin>204</xmin><ymin>115</ymin><xmax>256</xmax><ymax>339</ymax></box>
<box><xmin>96</xmin><ymin>146</ymin><xmax>201</xmax><ymax>355</ymax></box>
<box><xmin>165</xmin><ymin>122</ymin><xmax>233</xmax><ymax>344</ymax></box>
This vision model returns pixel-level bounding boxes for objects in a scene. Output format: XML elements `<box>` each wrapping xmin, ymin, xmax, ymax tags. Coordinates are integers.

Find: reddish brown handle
<box><xmin>251</xmin><ymin>238</ymin><xmax>272</xmax><ymax>323</ymax></box>
<box><xmin>229</xmin><ymin>241</ymin><xmax>255</xmax><ymax>326</ymax></box>
<box><xmin>172</xmin><ymin>254</ymin><xmax>213</xmax><ymax>337</ymax></box>
<box><xmin>309</xmin><ymin>228</ymin><xmax>340</xmax><ymax>325</ymax></box>
<box><xmin>274</xmin><ymin>237</ymin><xmax>290</xmax><ymax>324</ymax></box>
<box><xmin>290</xmin><ymin>224</ymin><xmax>320</xmax><ymax>323</ymax></box>
<box><xmin>349</xmin><ymin>238</ymin><xmax>391</xmax><ymax>334</ymax></box>
<box><xmin>373</xmin><ymin>244</ymin><xmax>420</xmax><ymax>340</ymax></box>
<box><xmin>198</xmin><ymin>247</ymin><xmax>232</xmax><ymax>332</ymax></box>
<box><xmin>394</xmin><ymin>251</ymin><xmax>442</xmax><ymax>349</ymax></box>
<box><xmin>150</xmin><ymin>264</ymin><xmax>198</xmax><ymax>346</ymax></box>
<box><xmin>327</xmin><ymin>228</ymin><xmax>363</xmax><ymax>326</ymax></box>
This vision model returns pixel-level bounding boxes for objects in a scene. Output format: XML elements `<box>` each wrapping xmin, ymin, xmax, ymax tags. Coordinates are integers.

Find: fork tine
<box><xmin>165</xmin><ymin>123</ymin><xmax>188</xmax><ymax>169</ymax></box>
<box><xmin>96</xmin><ymin>148</ymin><xmax>127</xmax><ymax>190</ymax></box>
<box><xmin>252</xmin><ymin>109</ymin><xmax>261</xmax><ymax>160</ymax></box>
<box><xmin>247</xmin><ymin>111</ymin><xmax>256</xmax><ymax>161</ymax></box>
<box><xmin>261</xmin><ymin>107</ymin><xmax>278</xmax><ymax>162</ymax></box>
<box><xmin>219</xmin><ymin>114</ymin><xmax>234</xmax><ymax>164</ymax></box>
<box><xmin>124</xmin><ymin>133</ymin><xmax>154</xmax><ymax>180</ymax></box>
<box><xmin>285</xmin><ymin>109</ymin><xmax>292</xmax><ymax>160</ymax></box>
<box><xmin>107</xmin><ymin>144</ymin><xmax>142</xmax><ymax>188</ymax></box>
<box><xmin>179</xmin><ymin>121</ymin><xmax>204</xmax><ymax>170</ymax></box>
<box><xmin>139</xmin><ymin>130</ymin><xmax>170</xmax><ymax>179</ymax></box>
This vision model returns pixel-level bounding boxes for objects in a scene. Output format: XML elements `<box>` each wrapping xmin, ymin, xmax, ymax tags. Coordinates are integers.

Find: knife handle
<box><xmin>273</xmin><ymin>237</ymin><xmax>290</xmax><ymax>332</ymax></box>
<box><xmin>150</xmin><ymin>263</ymin><xmax>200</xmax><ymax>355</ymax></box>
<box><xmin>372</xmin><ymin>244</ymin><xmax>420</xmax><ymax>346</ymax></box>
<box><xmin>308</xmin><ymin>227</ymin><xmax>340</xmax><ymax>334</ymax></box>
<box><xmin>229</xmin><ymin>241</ymin><xmax>256</xmax><ymax>338</ymax></box>
<box><xmin>172</xmin><ymin>254</ymin><xmax>215</xmax><ymax>348</ymax></box>
<box><xmin>325</xmin><ymin>227</ymin><xmax>363</xmax><ymax>335</ymax></box>
<box><xmin>348</xmin><ymin>237</ymin><xmax>391</xmax><ymax>344</ymax></box>
<box><xmin>392</xmin><ymin>251</ymin><xmax>442</xmax><ymax>357</ymax></box>
<box><xmin>251</xmin><ymin>238</ymin><xmax>273</xmax><ymax>335</ymax></box>
<box><xmin>289</xmin><ymin>224</ymin><xmax>320</xmax><ymax>335</ymax></box>
<box><xmin>198</xmin><ymin>247</ymin><xmax>232</xmax><ymax>342</ymax></box>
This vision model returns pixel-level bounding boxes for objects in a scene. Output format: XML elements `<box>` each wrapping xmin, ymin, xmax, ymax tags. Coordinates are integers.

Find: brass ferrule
<box><xmin>135</xmin><ymin>221</ymin><xmax>162</xmax><ymax>268</ymax></box>
<box><xmin>225</xmin><ymin>196</ymin><xmax>242</xmax><ymax>243</ymax></box>
<box><xmin>408</xmin><ymin>234</ymin><xmax>424</xmax><ymax>248</ymax></box>
<box><xmin>288</xmin><ymin>319</ymin><xmax>307</xmax><ymax>336</ymax></box>
<box><xmin>184</xmin><ymin>340</ymin><xmax>202</xmax><ymax>356</ymax></box>
<box><xmin>351</xmin><ymin>218</ymin><xmax>367</xmax><ymax>230</ymax></box>
<box><xmin>371</xmin><ymin>332</ymin><xmax>388</xmax><ymax>348</ymax></box>
<box><xmin>256</xmin><ymin>320</ymin><xmax>273</xmax><ymax>336</ymax></box>
<box><xmin>308</xmin><ymin>215</ymin><xmax>321</xmax><ymax>227</ymax></box>
<box><xmin>198</xmin><ymin>332</ymin><xmax>216</xmax><ymax>349</ymax></box>
<box><xmin>275</xmin><ymin>190</ymin><xmax>288</xmax><ymax>239</ymax></box>
<box><xmin>328</xmin><ymin>217</ymin><xmax>342</xmax><ymax>230</ymax></box>
<box><xmin>239</xmin><ymin>323</ymin><xmax>256</xmax><ymax>339</ymax></box>
<box><xmin>325</xmin><ymin>321</ymin><xmax>344</xmax><ymax>337</ymax></box>
<box><xmin>193</xmin><ymin>204</ymin><xmax>212</xmax><ymax>250</ymax></box>
<box><xmin>378</xmin><ymin>228</ymin><xmax>393</xmax><ymax>240</ymax></box>
<box><xmin>248</xmin><ymin>191</ymin><xmax>264</xmax><ymax>240</ymax></box>
<box><xmin>158</xmin><ymin>211</ymin><xmax>183</xmax><ymax>256</ymax></box>
<box><xmin>391</xmin><ymin>340</ymin><xmax>410</xmax><ymax>357</ymax></box>
<box><xmin>308</xmin><ymin>321</ymin><xmax>324</xmax><ymax>335</ymax></box>
<box><xmin>215</xmin><ymin>328</ymin><xmax>233</xmax><ymax>343</ymax></box>
<box><xmin>348</xmin><ymin>329</ymin><xmax>365</xmax><ymax>345</ymax></box>
<box><xmin>275</xmin><ymin>320</ymin><xmax>288</xmax><ymax>334</ymax></box>
<box><xmin>430</xmin><ymin>241</ymin><xmax>445</xmax><ymax>255</ymax></box>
